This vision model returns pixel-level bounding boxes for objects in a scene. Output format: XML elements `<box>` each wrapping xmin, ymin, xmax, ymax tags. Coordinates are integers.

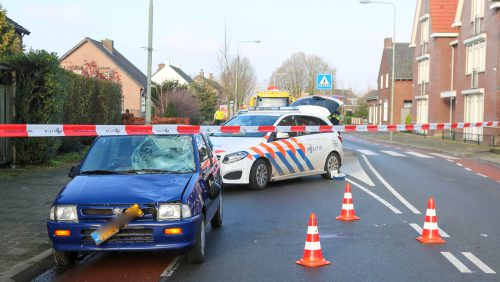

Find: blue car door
<box><xmin>195</xmin><ymin>135</ymin><xmax>217</xmax><ymax>221</ymax></box>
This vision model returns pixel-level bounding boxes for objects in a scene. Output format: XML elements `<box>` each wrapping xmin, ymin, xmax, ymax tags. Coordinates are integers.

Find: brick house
<box><xmin>449</xmin><ymin>0</ymin><xmax>500</xmax><ymax>143</ymax></box>
<box><xmin>410</xmin><ymin>0</ymin><xmax>459</xmax><ymax>133</ymax></box>
<box><xmin>193</xmin><ymin>69</ymin><xmax>225</xmax><ymax>106</ymax></box>
<box><xmin>363</xmin><ymin>90</ymin><xmax>379</xmax><ymax>124</ymax></box>
<box><xmin>376</xmin><ymin>38</ymin><xmax>413</xmax><ymax>125</ymax></box>
<box><xmin>60</xmin><ymin>38</ymin><xmax>146</xmax><ymax>116</ymax></box>
<box><xmin>152</xmin><ymin>60</ymin><xmax>192</xmax><ymax>86</ymax></box>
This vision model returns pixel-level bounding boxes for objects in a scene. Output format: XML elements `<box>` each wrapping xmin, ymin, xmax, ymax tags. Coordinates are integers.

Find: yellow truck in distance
<box><xmin>249</xmin><ymin>86</ymin><xmax>295</xmax><ymax>108</ymax></box>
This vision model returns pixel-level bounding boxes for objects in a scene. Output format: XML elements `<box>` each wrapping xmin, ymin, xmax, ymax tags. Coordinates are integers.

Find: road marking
<box><xmin>160</xmin><ymin>255</ymin><xmax>184</xmax><ymax>279</ymax></box>
<box><xmin>357</xmin><ymin>149</ymin><xmax>378</xmax><ymax>156</ymax></box>
<box><xmin>441</xmin><ymin>252</ymin><xmax>472</xmax><ymax>273</ymax></box>
<box><xmin>406</xmin><ymin>151</ymin><xmax>434</xmax><ymax>158</ymax></box>
<box><xmin>429</xmin><ymin>153</ymin><xmax>459</xmax><ymax>160</ymax></box>
<box><xmin>447</xmin><ymin>159</ymin><xmax>455</xmax><ymax>163</ymax></box>
<box><xmin>381</xmin><ymin>150</ymin><xmax>406</xmax><ymax>157</ymax></box>
<box><xmin>342</xmin><ymin>155</ymin><xmax>375</xmax><ymax>186</ymax></box>
<box><xmin>462</xmin><ymin>252</ymin><xmax>496</xmax><ymax>274</ymax></box>
<box><xmin>456</xmin><ymin>163</ymin><xmax>463</xmax><ymax>167</ymax></box>
<box><xmin>409</xmin><ymin>223</ymin><xmax>450</xmax><ymax>237</ymax></box>
<box><xmin>476</xmin><ymin>173</ymin><xmax>487</xmax><ymax>178</ymax></box>
<box><xmin>346</xmin><ymin>178</ymin><xmax>402</xmax><ymax>214</ymax></box>
<box><xmin>362</xmin><ymin>155</ymin><xmax>421</xmax><ymax>214</ymax></box>
<box><xmin>465</xmin><ymin>168</ymin><xmax>472</xmax><ymax>171</ymax></box>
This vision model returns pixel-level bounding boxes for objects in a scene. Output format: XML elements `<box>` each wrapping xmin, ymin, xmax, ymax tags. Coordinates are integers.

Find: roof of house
<box><xmin>193</xmin><ymin>74</ymin><xmax>222</xmax><ymax>92</ymax></box>
<box><xmin>7</xmin><ymin>17</ymin><xmax>30</xmax><ymax>35</ymax></box>
<box><xmin>363</xmin><ymin>90</ymin><xmax>378</xmax><ymax>101</ymax></box>
<box><xmin>170</xmin><ymin>65</ymin><xmax>193</xmax><ymax>84</ymax></box>
<box><xmin>59</xmin><ymin>37</ymin><xmax>146</xmax><ymax>87</ymax></box>
<box><xmin>429</xmin><ymin>0</ymin><xmax>459</xmax><ymax>33</ymax></box>
<box><xmin>386</xmin><ymin>43</ymin><xmax>413</xmax><ymax>80</ymax></box>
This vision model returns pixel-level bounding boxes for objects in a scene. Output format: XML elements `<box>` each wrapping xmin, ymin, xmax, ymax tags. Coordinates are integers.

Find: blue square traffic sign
<box><xmin>316</xmin><ymin>74</ymin><xmax>333</xmax><ymax>90</ymax></box>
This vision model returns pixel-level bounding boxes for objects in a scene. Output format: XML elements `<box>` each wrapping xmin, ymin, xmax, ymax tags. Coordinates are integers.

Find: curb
<box><xmin>0</xmin><ymin>249</ymin><xmax>53</xmax><ymax>282</ymax></box>
<box><xmin>350</xmin><ymin>133</ymin><xmax>500</xmax><ymax>168</ymax></box>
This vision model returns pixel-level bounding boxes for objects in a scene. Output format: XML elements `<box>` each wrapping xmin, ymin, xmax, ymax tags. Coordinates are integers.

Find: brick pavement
<box><xmin>0</xmin><ymin>166</ymin><xmax>71</xmax><ymax>280</ymax></box>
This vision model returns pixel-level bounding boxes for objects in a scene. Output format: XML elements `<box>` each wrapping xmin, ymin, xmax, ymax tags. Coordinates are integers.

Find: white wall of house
<box><xmin>152</xmin><ymin>60</ymin><xmax>190</xmax><ymax>85</ymax></box>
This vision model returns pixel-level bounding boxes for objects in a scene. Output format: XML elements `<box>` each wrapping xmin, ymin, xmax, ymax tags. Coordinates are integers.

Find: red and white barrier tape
<box><xmin>0</xmin><ymin>122</ymin><xmax>498</xmax><ymax>137</ymax></box>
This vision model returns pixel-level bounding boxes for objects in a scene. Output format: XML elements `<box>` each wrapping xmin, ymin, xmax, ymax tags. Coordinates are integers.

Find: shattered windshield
<box><xmin>80</xmin><ymin>135</ymin><xmax>196</xmax><ymax>174</ymax></box>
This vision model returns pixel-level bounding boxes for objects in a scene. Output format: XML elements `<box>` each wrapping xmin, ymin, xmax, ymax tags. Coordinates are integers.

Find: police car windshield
<box><xmin>212</xmin><ymin>115</ymin><xmax>280</xmax><ymax>137</ymax></box>
<box><xmin>80</xmin><ymin>135</ymin><xmax>196</xmax><ymax>174</ymax></box>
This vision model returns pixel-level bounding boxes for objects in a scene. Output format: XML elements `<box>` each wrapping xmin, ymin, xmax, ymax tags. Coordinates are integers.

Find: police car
<box><xmin>210</xmin><ymin>107</ymin><xmax>343</xmax><ymax>190</ymax></box>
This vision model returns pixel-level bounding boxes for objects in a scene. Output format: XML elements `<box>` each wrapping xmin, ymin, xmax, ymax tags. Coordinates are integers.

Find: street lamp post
<box><xmin>360</xmin><ymin>0</ymin><xmax>396</xmax><ymax>141</ymax></box>
<box><xmin>145</xmin><ymin>0</ymin><xmax>154</xmax><ymax>124</ymax></box>
<box><xmin>234</xmin><ymin>40</ymin><xmax>260</xmax><ymax>116</ymax></box>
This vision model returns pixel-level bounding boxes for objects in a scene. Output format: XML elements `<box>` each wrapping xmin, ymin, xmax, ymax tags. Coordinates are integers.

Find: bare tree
<box><xmin>151</xmin><ymin>80</ymin><xmax>188</xmax><ymax>117</ymax></box>
<box><xmin>270</xmin><ymin>52</ymin><xmax>336</xmax><ymax>97</ymax></box>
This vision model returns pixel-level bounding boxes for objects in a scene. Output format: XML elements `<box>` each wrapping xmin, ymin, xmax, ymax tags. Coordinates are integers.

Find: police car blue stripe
<box><xmin>286</xmin><ymin>150</ymin><xmax>305</xmax><ymax>172</ymax></box>
<box><xmin>297</xmin><ymin>149</ymin><xmax>314</xmax><ymax>170</ymax></box>
<box><xmin>275</xmin><ymin>152</ymin><xmax>297</xmax><ymax>174</ymax></box>
<box><xmin>265</xmin><ymin>153</ymin><xmax>284</xmax><ymax>175</ymax></box>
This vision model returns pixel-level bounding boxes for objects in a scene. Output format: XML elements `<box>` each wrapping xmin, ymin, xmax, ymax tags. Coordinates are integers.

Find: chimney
<box><xmin>102</xmin><ymin>39</ymin><xmax>114</xmax><ymax>53</ymax></box>
<box><xmin>208</xmin><ymin>73</ymin><xmax>214</xmax><ymax>80</ymax></box>
<box><xmin>384</xmin><ymin>37</ymin><xmax>393</xmax><ymax>48</ymax></box>
<box><xmin>199</xmin><ymin>69</ymin><xmax>205</xmax><ymax>78</ymax></box>
<box><xmin>157</xmin><ymin>63</ymin><xmax>165</xmax><ymax>72</ymax></box>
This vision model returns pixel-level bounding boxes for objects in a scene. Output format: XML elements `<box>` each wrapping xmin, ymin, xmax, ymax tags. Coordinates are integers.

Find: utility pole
<box><xmin>145</xmin><ymin>0</ymin><xmax>154</xmax><ymax>124</ymax></box>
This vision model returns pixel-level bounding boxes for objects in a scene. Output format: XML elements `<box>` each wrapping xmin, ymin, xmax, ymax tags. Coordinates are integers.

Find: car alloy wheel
<box><xmin>327</xmin><ymin>154</ymin><xmax>339</xmax><ymax>173</ymax></box>
<box><xmin>256</xmin><ymin>163</ymin><xmax>268</xmax><ymax>187</ymax></box>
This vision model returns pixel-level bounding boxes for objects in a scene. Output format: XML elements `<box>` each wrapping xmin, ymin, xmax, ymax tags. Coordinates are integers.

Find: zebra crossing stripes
<box><xmin>356</xmin><ymin>149</ymin><xmax>378</xmax><ymax>156</ymax></box>
<box><xmin>441</xmin><ymin>252</ymin><xmax>496</xmax><ymax>274</ymax></box>
<box><xmin>381</xmin><ymin>150</ymin><xmax>406</xmax><ymax>157</ymax></box>
<box><xmin>405</xmin><ymin>151</ymin><xmax>434</xmax><ymax>158</ymax></box>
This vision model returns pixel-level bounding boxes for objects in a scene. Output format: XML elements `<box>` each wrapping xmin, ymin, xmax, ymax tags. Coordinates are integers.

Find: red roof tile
<box><xmin>429</xmin><ymin>0</ymin><xmax>459</xmax><ymax>33</ymax></box>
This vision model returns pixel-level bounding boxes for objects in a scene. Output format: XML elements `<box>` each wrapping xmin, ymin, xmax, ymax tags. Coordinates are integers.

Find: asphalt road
<box><xmin>34</xmin><ymin>135</ymin><xmax>500</xmax><ymax>281</ymax></box>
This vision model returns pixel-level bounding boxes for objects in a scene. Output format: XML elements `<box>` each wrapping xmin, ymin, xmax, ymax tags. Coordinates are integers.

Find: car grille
<box><xmin>79</xmin><ymin>205</ymin><xmax>156</xmax><ymax>221</ymax></box>
<box><xmin>80</xmin><ymin>227</ymin><xmax>154</xmax><ymax>244</ymax></box>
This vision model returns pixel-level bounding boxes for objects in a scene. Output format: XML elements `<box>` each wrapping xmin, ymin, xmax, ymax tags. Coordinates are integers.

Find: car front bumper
<box><xmin>47</xmin><ymin>214</ymin><xmax>201</xmax><ymax>252</ymax></box>
<box><xmin>218</xmin><ymin>155</ymin><xmax>254</xmax><ymax>184</ymax></box>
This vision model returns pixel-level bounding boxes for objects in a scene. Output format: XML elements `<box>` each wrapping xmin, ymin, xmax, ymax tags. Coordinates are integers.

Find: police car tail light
<box><xmin>222</xmin><ymin>151</ymin><xmax>248</xmax><ymax>164</ymax></box>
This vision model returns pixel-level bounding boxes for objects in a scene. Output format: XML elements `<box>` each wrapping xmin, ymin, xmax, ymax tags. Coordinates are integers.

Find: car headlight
<box><xmin>54</xmin><ymin>205</ymin><xmax>78</xmax><ymax>222</ymax></box>
<box><xmin>222</xmin><ymin>151</ymin><xmax>248</xmax><ymax>164</ymax></box>
<box><xmin>158</xmin><ymin>204</ymin><xmax>192</xmax><ymax>220</ymax></box>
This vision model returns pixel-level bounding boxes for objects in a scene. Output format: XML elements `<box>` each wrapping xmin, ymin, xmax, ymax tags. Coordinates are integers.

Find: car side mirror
<box><xmin>69</xmin><ymin>165</ymin><xmax>80</xmax><ymax>178</ymax></box>
<box><xmin>276</xmin><ymin>132</ymin><xmax>289</xmax><ymax>139</ymax></box>
<box><xmin>207</xmin><ymin>179</ymin><xmax>221</xmax><ymax>199</ymax></box>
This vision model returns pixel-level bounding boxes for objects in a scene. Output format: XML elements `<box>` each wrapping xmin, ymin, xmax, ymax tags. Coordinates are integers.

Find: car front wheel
<box><xmin>187</xmin><ymin>216</ymin><xmax>206</xmax><ymax>264</ymax></box>
<box><xmin>53</xmin><ymin>249</ymin><xmax>77</xmax><ymax>266</ymax></box>
<box><xmin>248</xmin><ymin>159</ymin><xmax>269</xmax><ymax>190</ymax></box>
<box><xmin>322</xmin><ymin>152</ymin><xmax>340</xmax><ymax>179</ymax></box>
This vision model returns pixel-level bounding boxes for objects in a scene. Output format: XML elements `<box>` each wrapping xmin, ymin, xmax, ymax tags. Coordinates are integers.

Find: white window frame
<box><xmin>380</xmin><ymin>75</ymin><xmax>383</xmax><ymax>90</ymax></box>
<box><xmin>385</xmin><ymin>73</ymin><xmax>389</xmax><ymax>88</ymax></box>
<box><xmin>383</xmin><ymin>100</ymin><xmax>388</xmax><ymax>122</ymax></box>
<box><xmin>471</xmin><ymin>0</ymin><xmax>485</xmax><ymax>21</ymax></box>
<box><xmin>418</xmin><ymin>59</ymin><xmax>430</xmax><ymax>84</ymax></box>
<box><xmin>463</xmin><ymin>93</ymin><xmax>484</xmax><ymax>141</ymax></box>
<box><xmin>466</xmin><ymin>40</ymin><xmax>486</xmax><ymax>74</ymax></box>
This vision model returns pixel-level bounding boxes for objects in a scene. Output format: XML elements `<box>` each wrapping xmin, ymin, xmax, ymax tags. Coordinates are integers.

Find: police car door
<box><xmin>295</xmin><ymin>115</ymin><xmax>331</xmax><ymax>172</ymax></box>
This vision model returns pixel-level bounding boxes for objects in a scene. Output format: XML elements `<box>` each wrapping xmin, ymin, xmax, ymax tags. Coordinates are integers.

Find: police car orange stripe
<box><xmin>270</xmin><ymin>141</ymin><xmax>287</xmax><ymax>156</ymax></box>
<box><xmin>290</xmin><ymin>137</ymin><xmax>306</xmax><ymax>152</ymax></box>
<box><xmin>249</xmin><ymin>146</ymin><xmax>265</xmax><ymax>157</ymax></box>
<box><xmin>259</xmin><ymin>143</ymin><xmax>276</xmax><ymax>159</ymax></box>
<box><xmin>280</xmin><ymin>139</ymin><xmax>297</xmax><ymax>156</ymax></box>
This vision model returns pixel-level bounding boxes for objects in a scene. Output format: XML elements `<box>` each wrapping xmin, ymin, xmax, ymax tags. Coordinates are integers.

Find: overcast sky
<box><xmin>4</xmin><ymin>0</ymin><xmax>417</xmax><ymax>95</ymax></box>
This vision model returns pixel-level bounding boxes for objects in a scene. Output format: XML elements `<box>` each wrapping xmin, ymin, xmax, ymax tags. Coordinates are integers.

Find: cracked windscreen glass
<box><xmin>80</xmin><ymin>135</ymin><xmax>196</xmax><ymax>174</ymax></box>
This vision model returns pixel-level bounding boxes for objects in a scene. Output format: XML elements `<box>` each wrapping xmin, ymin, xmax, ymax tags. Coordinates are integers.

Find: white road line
<box><xmin>441</xmin><ymin>252</ymin><xmax>472</xmax><ymax>273</ymax></box>
<box><xmin>160</xmin><ymin>255</ymin><xmax>184</xmax><ymax>279</ymax></box>
<box><xmin>429</xmin><ymin>153</ymin><xmax>459</xmax><ymax>160</ymax></box>
<box><xmin>409</xmin><ymin>223</ymin><xmax>450</xmax><ymax>237</ymax></box>
<box><xmin>462</xmin><ymin>252</ymin><xmax>496</xmax><ymax>274</ymax></box>
<box><xmin>381</xmin><ymin>150</ymin><xmax>406</xmax><ymax>157</ymax></box>
<box><xmin>357</xmin><ymin>149</ymin><xmax>378</xmax><ymax>156</ymax></box>
<box><xmin>406</xmin><ymin>151</ymin><xmax>434</xmax><ymax>158</ymax></box>
<box><xmin>361</xmin><ymin>155</ymin><xmax>421</xmax><ymax>214</ymax></box>
<box><xmin>476</xmin><ymin>173</ymin><xmax>488</xmax><ymax>178</ymax></box>
<box><xmin>456</xmin><ymin>163</ymin><xmax>463</xmax><ymax>167</ymax></box>
<box><xmin>346</xmin><ymin>178</ymin><xmax>402</xmax><ymax>214</ymax></box>
<box><xmin>447</xmin><ymin>159</ymin><xmax>455</xmax><ymax>163</ymax></box>
<box><xmin>465</xmin><ymin>168</ymin><xmax>472</xmax><ymax>171</ymax></box>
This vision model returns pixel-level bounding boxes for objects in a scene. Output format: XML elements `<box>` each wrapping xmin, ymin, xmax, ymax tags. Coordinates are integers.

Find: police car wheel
<box><xmin>53</xmin><ymin>249</ymin><xmax>77</xmax><ymax>266</ymax></box>
<box><xmin>211</xmin><ymin>193</ymin><xmax>223</xmax><ymax>228</ymax></box>
<box><xmin>187</xmin><ymin>216</ymin><xmax>206</xmax><ymax>264</ymax></box>
<box><xmin>248</xmin><ymin>159</ymin><xmax>269</xmax><ymax>190</ymax></box>
<box><xmin>322</xmin><ymin>152</ymin><xmax>340</xmax><ymax>179</ymax></box>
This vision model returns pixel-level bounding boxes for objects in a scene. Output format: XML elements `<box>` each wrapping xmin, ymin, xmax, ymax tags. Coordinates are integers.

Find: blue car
<box><xmin>47</xmin><ymin>134</ymin><xmax>223</xmax><ymax>265</ymax></box>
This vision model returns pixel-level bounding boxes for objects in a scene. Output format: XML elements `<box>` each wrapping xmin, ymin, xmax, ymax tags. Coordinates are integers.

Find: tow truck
<box><xmin>249</xmin><ymin>86</ymin><xmax>295</xmax><ymax>108</ymax></box>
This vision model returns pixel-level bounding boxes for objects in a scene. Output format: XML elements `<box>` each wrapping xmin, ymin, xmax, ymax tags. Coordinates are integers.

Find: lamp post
<box><xmin>145</xmin><ymin>0</ymin><xmax>154</xmax><ymax>124</ymax></box>
<box><xmin>360</xmin><ymin>0</ymin><xmax>396</xmax><ymax>141</ymax></box>
<box><xmin>234</xmin><ymin>40</ymin><xmax>260</xmax><ymax>116</ymax></box>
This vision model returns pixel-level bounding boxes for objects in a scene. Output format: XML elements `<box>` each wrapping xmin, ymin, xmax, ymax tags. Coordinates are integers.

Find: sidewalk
<box><xmin>348</xmin><ymin>132</ymin><xmax>500</xmax><ymax>167</ymax></box>
<box><xmin>0</xmin><ymin>166</ymin><xmax>71</xmax><ymax>281</ymax></box>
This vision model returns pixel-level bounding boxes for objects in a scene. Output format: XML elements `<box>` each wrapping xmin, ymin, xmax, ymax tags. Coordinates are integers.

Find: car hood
<box><xmin>56</xmin><ymin>174</ymin><xmax>193</xmax><ymax>205</ymax></box>
<box><xmin>210</xmin><ymin>136</ymin><xmax>264</xmax><ymax>155</ymax></box>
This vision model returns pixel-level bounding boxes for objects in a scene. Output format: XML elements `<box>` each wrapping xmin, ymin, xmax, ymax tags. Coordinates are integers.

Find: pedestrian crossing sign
<box><xmin>316</xmin><ymin>74</ymin><xmax>333</xmax><ymax>90</ymax></box>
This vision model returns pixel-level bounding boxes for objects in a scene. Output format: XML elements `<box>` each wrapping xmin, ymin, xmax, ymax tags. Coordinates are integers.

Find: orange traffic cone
<box><xmin>336</xmin><ymin>183</ymin><xmax>360</xmax><ymax>221</ymax></box>
<box><xmin>417</xmin><ymin>197</ymin><xmax>445</xmax><ymax>244</ymax></box>
<box><xmin>296</xmin><ymin>213</ymin><xmax>331</xmax><ymax>267</ymax></box>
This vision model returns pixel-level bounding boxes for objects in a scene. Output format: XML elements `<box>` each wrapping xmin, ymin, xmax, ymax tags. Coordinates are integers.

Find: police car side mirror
<box><xmin>276</xmin><ymin>132</ymin><xmax>289</xmax><ymax>139</ymax></box>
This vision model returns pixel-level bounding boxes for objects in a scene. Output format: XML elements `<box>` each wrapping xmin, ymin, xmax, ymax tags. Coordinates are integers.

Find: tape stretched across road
<box><xmin>0</xmin><ymin>121</ymin><xmax>498</xmax><ymax>137</ymax></box>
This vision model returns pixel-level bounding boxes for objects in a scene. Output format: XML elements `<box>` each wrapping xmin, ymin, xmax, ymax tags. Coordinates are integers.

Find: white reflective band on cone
<box><xmin>307</xmin><ymin>226</ymin><xmax>318</xmax><ymax>234</ymax></box>
<box><xmin>423</xmin><ymin>222</ymin><xmax>439</xmax><ymax>230</ymax></box>
<box><xmin>426</xmin><ymin>209</ymin><xmax>436</xmax><ymax>216</ymax></box>
<box><xmin>304</xmin><ymin>241</ymin><xmax>321</xmax><ymax>251</ymax></box>
<box><xmin>342</xmin><ymin>204</ymin><xmax>354</xmax><ymax>210</ymax></box>
<box><xmin>344</xmin><ymin>193</ymin><xmax>352</xmax><ymax>199</ymax></box>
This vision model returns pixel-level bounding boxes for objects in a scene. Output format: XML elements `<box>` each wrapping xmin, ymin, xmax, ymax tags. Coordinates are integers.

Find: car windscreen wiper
<box><xmin>80</xmin><ymin>170</ymin><xmax>130</xmax><ymax>175</ymax></box>
<box><xmin>122</xmin><ymin>169</ymin><xmax>188</xmax><ymax>174</ymax></box>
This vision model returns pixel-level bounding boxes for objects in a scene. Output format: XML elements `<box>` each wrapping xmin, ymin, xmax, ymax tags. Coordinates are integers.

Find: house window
<box><xmin>385</xmin><ymin>73</ymin><xmax>389</xmax><ymax>88</ymax></box>
<box><xmin>403</xmin><ymin>100</ymin><xmax>412</xmax><ymax>108</ymax></box>
<box><xmin>466</xmin><ymin>40</ymin><xmax>486</xmax><ymax>75</ymax></box>
<box><xmin>416</xmin><ymin>98</ymin><xmax>428</xmax><ymax>134</ymax></box>
<box><xmin>380</xmin><ymin>75</ymin><xmax>383</xmax><ymax>90</ymax></box>
<box><xmin>420</xmin><ymin>18</ymin><xmax>429</xmax><ymax>54</ymax></box>
<box><xmin>464</xmin><ymin>93</ymin><xmax>484</xmax><ymax>141</ymax></box>
<box><xmin>383</xmin><ymin>100</ymin><xmax>388</xmax><ymax>122</ymax></box>
<box><xmin>471</xmin><ymin>0</ymin><xmax>484</xmax><ymax>21</ymax></box>
<box><xmin>418</xmin><ymin>59</ymin><xmax>430</xmax><ymax>84</ymax></box>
